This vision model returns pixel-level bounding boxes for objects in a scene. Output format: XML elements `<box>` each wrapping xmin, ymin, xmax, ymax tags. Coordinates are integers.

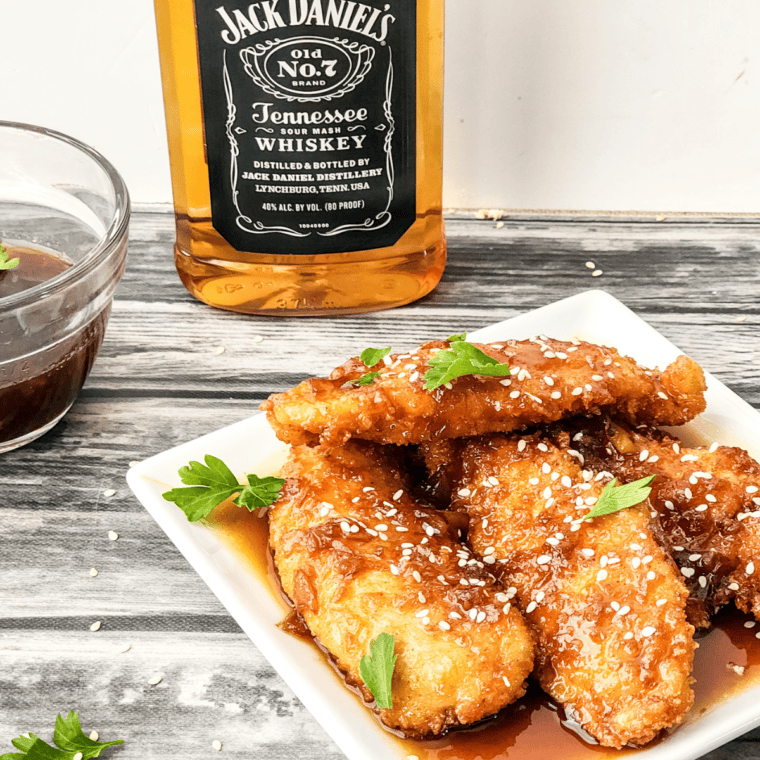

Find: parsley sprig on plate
<box><xmin>359</xmin><ymin>633</ymin><xmax>397</xmax><ymax>709</ymax></box>
<box><xmin>163</xmin><ymin>455</ymin><xmax>284</xmax><ymax>522</ymax></box>
<box><xmin>1</xmin><ymin>711</ymin><xmax>123</xmax><ymax>759</ymax></box>
<box><xmin>423</xmin><ymin>338</ymin><xmax>511</xmax><ymax>391</ymax></box>
<box><xmin>353</xmin><ymin>335</ymin><xmax>512</xmax><ymax>391</ymax></box>
<box><xmin>585</xmin><ymin>475</ymin><xmax>655</xmax><ymax>520</ymax></box>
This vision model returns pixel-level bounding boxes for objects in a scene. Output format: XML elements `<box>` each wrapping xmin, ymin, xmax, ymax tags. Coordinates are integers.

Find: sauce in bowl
<box><xmin>0</xmin><ymin>243</ymin><xmax>108</xmax><ymax>450</ymax></box>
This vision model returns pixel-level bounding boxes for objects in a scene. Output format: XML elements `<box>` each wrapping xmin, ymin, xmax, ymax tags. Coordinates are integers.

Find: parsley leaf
<box><xmin>354</xmin><ymin>371</ymin><xmax>381</xmax><ymax>386</ymax></box>
<box><xmin>359</xmin><ymin>632</ymin><xmax>397</xmax><ymax>709</ymax></box>
<box><xmin>162</xmin><ymin>454</ymin><xmax>284</xmax><ymax>522</ymax></box>
<box><xmin>423</xmin><ymin>341</ymin><xmax>511</xmax><ymax>391</ymax></box>
<box><xmin>585</xmin><ymin>475</ymin><xmax>656</xmax><ymax>520</ymax></box>
<box><xmin>360</xmin><ymin>346</ymin><xmax>391</xmax><ymax>367</ymax></box>
<box><xmin>446</xmin><ymin>332</ymin><xmax>467</xmax><ymax>342</ymax></box>
<box><xmin>0</xmin><ymin>242</ymin><xmax>20</xmax><ymax>271</ymax></box>
<box><xmin>1</xmin><ymin>711</ymin><xmax>123</xmax><ymax>759</ymax></box>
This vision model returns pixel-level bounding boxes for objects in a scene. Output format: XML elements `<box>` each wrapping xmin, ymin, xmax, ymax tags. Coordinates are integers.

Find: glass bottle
<box><xmin>154</xmin><ymin>0</ymin><xmax>445</xmax><ymax>315</ymax></box>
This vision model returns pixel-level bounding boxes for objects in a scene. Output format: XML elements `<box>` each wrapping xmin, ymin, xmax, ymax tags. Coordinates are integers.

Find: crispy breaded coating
<box><xmin>267</xmin><ymin>441</ymin><xmax>535</xmax><ymax>737</ymax></box>
<box><xmin>261</xmin><ymin>337</ymin><xmax>706</xmax><ymax>447</ymax></box>
<box><xmin>422</xmin><ymin>433</ymin><xmax>695</xmax><ymax>748</ymax></box>
<box><xmin>553</xmin><ymin>416</ymin><xmax>760</xmax><ymax>628</ymax></box>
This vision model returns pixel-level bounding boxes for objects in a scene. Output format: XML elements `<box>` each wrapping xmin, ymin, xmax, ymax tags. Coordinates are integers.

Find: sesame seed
<box><xmin>352</xmin><ymin>496</ymin><xmax>360</xmax><ymax>503</ymax></box>
<box><xmin>537</xmin><ymin>555</ymin><xmax>551</xmax><ymax>565</ymax></box>
<box><xmin>213</xmin><ymin>740</ymin><xmax>222</xmax><ymax>752</ymax></box>
<box><xmin>213</xmin><ymin>345</ymin><xmax>225</xmax><ymax>355</ymax></box>
<box><xmin>103</xmin><ymin>489</ymin><xmax>116</xmax><ymax>497</ymax></box>
<box><xmin>488</xmin><ymin>476</ymin><xmax>500</xmax><ymax>486</ymax></box>
<box><xmin>74</xmin><ymin>754</ymin><xmax>83</xmax><ymax>760</ymax></box>
<box><xmin>413</xmin><ymin>571</ymin><xmax>422</xmax><ymax>583</ymax></box>
<box><xmin>542</xmin><ymin>486</ymin><xmax>552</xmax><ymax>499</ymax></box>
<box><xmin>544</xmin><ymin>376</ymin><xmax>555</xmax><ymax>386</ymax></box>
<box><xmin>657</xmin><ymin>391</ymin><xmax>668</xmax><ymax>400</ymax></box>
<box><xmin>546</xmin><ymin>537</ymin><xmax>559</xmax><ymax>546</ymax></box>
<box><xmin>537</xmin><ymin>443</ymin><xmax>549</xmax><ymax>452</ymax></box>
<box><xmin>639</xmin><ymin>450</ymin><xmax>649</xmax><ymax>462</ymax></box>
<box><xmin>457</xmin><ymin>488</ymin><xmax>471</xmax><ymax>497</ymax></box>
<box><xmin>618</xmin><ymin>605</ymin><xmax>631</xmax><ymax>616</ymax></box>
<box><xmin>632</xmin><ymin>558</ymin><xmax>641</xmax><ymax>569</ymax></box>
<box><xmin>117</xmin><ymin>644</ymin><xmax>131</xmax><ymax>653</ymax></box>
<box><xmin>517</xmin><ymin>439</ymin><xmax>527</xmax><ymax>452</ymax></box>
<box><xmin>624</xmin><ymin>632</ymin><xmax>634</xmax><ymax>640</ymax></box>
<box><xmin>148</xmin><ymin>675</ymin><xmax>163</xmax><ymax>686</ymax></box>
<box><xmin>748</xmin><ymin>486</ymin><xmax>759</xmax><ymax>494</ymax></box>
<box><xmin>689</xmin><ymin>553</ymin><xmax>701</xmax><ymax>562</ymax></box>
<box><xmin>542</xmin><ymin>463</ymin><xmax>551</xmax><ymax>474</ymax></box>
<box><xmin>390</xmin><ymin>565</ymin><xmax>399</xmax><ymax>575</ymax></box>
<box><xmin>460</xmin><ymin>579</ymin><xmax>469</xmax><ymax>586</ymax></box>
<box><xmin>699</xmin><ymin>576</ymin><xmax>707</xmax><ymax>588</ymax></box>
<box><xmin>571</xmin><ymin>387</ymin><xmax>583</xmax><ymax>396</ymax></box>
<box><xmin>253</xmin><ymin>335</ymin><xmax>264</xmax><ymax>343</ymax></box>
<box><xmin>681</xmin><ymin>567</ymin><xmax>695</xmax><ymax>578</ymax></box>
<box><xmin>439</xmin><ymin>621</ymin><xmax>451</xmax><ymax>631</ymax></box>
<box><xmin>108</xmin><ymin>531</ymin><xmax>118</xmax><ymax>541</ymax></box>
<box><xmin>695</xmin><ymin>505</ymin><xmax>708</xmax><ymax>512</ymax></box>
<box><xmin>90</xmin><ymin>621</ymin><xmax>102</xmax><ymax>632</ymax></box>
<box><xmin>449</xmin><ymin>611</ymin><xmax>462</xmax><ymax>620</ymax></box>
<box><xmin>500</xmin><ymin>378</ymin><xmax>511</xmax><ymax>386</ymax></box>
<box><xmin>393</xmin><ymin>490</ymin><xmax>403</xmax><ymax>500</ymax></box>
<box><xmin>510</xmin><ymin>390</ymin><xmax>520</xmax><ymax>399</ymax></box>
<box><xmin>597</xmin><ymin>569</ymin><xmax>608</xmax><ymax>581</ymax></box>
<box><xmin>526</xmin><ymin>601</ymin><xmax>538</xmax><ymax>613</ymax></box>
<box><xmin>600</xmin><ymin>555</ymin><xmax>608</xmax><ymax>568</ymax></box>
<box><xmin>656</xmin><ymin>599</ymin><xmax>667</xmax><ymax>607</ymax></box>
<box><xmin>647</xmin><ymin>571</ymin><xmax>656</xmax><ymax>580</ymax></box>
<box><xmin>416</xmin><ymin>609</ymin><xmax>430</xmax><ymax>619</ymax></box>
<box><xmin>641</xmin><ymin>626</ymin><xmax>656</xmax><ymax>637</ymax></box>
<box><xmin>729</xmin><ymin>582</ymin><xmax>740</xmax><ymax>591</ymax></box>
<box><xmin>592</xmin><ymin>269</ymin><xmax>603</xmax><ymax>277</ymax></box>
<box><xmin>89</xmin><ymin>731</ymin><xmax>99</xmax><ymax>741</ymax></box>
<box><xmin>89</xmin><ymin>568</ymin><xmax>98</xmax><ymax>577</ymax></box>
<box><xmin>585</xmin><ymin>261</ymin><xmax>595</xmax><ymax>269</ymax></box>
<box><xmin>476</xmin><ymin>611</ymin><xmax>486</xmax><ymax>623</ymax></box>
<box><xmin>582</xmin><ymin>548</ymin><xmax>595</xmax><ymax>557</ymax></box>
<box><xmin>551</xmin><ymin>391</ymin><xmax>562</xmax><ymax>399</ymax></box>
<box><xmin>685</xmin><ymin>488</ymin><xmax>693</xmax><ymax>499</ymax></box>
<box><xmin>748</xmin><ymin>562</ymin><xmax>756</xmax><ymax>575</ymax></box>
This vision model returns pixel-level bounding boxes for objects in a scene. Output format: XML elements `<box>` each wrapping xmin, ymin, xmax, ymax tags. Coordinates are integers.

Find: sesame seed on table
<box><xmin>2</xmin><ymin>211</ymin><xmax>760</xmax><ymax>759</ymax></box>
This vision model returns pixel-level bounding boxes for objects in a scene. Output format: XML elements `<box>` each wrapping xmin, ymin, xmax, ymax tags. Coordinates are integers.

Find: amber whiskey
<box><xmin>154</xmin><ymin>0</ymin><xmax>445</xmax><ymax>315</ymax></box>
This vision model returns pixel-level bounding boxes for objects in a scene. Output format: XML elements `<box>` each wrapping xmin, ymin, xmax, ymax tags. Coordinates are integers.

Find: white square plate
<box><xmin>127</xmin><ymin>289</ymin><xmax>760</xmax><ymax>760</ymax></box>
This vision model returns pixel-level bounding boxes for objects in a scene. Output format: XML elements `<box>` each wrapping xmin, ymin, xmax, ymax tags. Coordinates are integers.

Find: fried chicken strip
<box><xmin>268</xmin><ymin>441</ymin><xmax>535</xmax><ymax>737</ymax></box>
<box><xmin>422</xmin><ymin>433</ymin><xmax>695</xmax><ymax>748</ymax></box>
<box><xmin>262</xmin><ymin>337</ymin><xmax>706</xmax><ymax>447</ymax></box>
<box><xmin>552</xmin><ymin>416</ymin><xmax>760</xmax><ymax>628</ymax></box>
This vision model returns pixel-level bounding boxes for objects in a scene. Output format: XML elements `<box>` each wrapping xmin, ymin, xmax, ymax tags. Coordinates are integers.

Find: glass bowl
<box><xmin>0</xmin><ymin>121</ymin><xmax>130</xmax><ymax>453</ymax></box>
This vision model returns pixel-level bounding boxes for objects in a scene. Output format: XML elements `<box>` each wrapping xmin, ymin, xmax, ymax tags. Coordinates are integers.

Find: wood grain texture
<box><xmin>1</xmin><ymin>211</ymin><xmax>760</xmax><ymax>759</ymax></box>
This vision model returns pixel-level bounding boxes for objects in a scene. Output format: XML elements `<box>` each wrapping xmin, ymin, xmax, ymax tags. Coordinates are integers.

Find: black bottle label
<box><xmin>194</xmin><ymin>0</ymin><xmax>417</xmax><ymax>255</ymax></box>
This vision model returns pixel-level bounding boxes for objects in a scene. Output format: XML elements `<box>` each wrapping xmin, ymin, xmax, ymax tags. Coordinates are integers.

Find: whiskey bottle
<box><xmin>154</xmin><ymin>0</ymin><xmax>446</xmax><ymax>315</ymax></box>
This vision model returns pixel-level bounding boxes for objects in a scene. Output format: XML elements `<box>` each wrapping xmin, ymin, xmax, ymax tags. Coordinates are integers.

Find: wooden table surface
<box><xmin>2</xmin><ymin>211</ymin><xmax>760</xmax><ymax>759</ymax></box>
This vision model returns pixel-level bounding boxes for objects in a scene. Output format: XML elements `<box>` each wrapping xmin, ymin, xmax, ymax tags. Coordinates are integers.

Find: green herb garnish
<box><xmin>423</xmin><ymin>340</ymin><xmax>511</xmax><ymax>391</ymax></box>
<box><xmin>162</xmin><ymin>455</ymin><xmax>284</xmax><ymax>522</ymax></box>
<box><xmin>1</xmin><ymin>711</ymin><xmax>123</xmax><ymax>759</ymax></box>
<box><xmin>0</xmin><ymin>242</ymin><xmax>19</xmax><ymax>271</ymax></box>
<box><xmin>354</xmin><ymin>371</ymin><xmax>381</xmax><ymax>386</ymax></box>
<box><xmin>446</xmin><ymin>332</ymin><xmax>467</xmax><ymax>342</ymax></box>
<box><xmin>359</xmin><ymin>632</ymin><xmax>397</xmax><ymax>709</ymax></box>
<box><xmin>584</xmin><ymin>475</ymin><xmax>655</xmax><ymax>520</ymax></box>
<box><xmin>360</xmin><ymin>346</ymin><xmax>391</xmax><ymax>367</ymax></box>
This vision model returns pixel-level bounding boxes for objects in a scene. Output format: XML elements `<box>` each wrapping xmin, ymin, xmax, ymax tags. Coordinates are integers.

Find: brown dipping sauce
<box><xmin>210</xmin><ymin>500</ymin><xmax>760</xmax><ymax>760</ymax></box>
<box><xmin>0</xmin><ymin>244</ymin><xmax>108</xmax><ymax>447</ymax></box>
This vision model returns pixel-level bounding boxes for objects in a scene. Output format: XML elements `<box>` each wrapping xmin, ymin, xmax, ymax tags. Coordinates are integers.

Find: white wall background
<box><xmin>3</xmin><ymin>0</ymin><xmax>760</xmax><ymax>213</ymax></box>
